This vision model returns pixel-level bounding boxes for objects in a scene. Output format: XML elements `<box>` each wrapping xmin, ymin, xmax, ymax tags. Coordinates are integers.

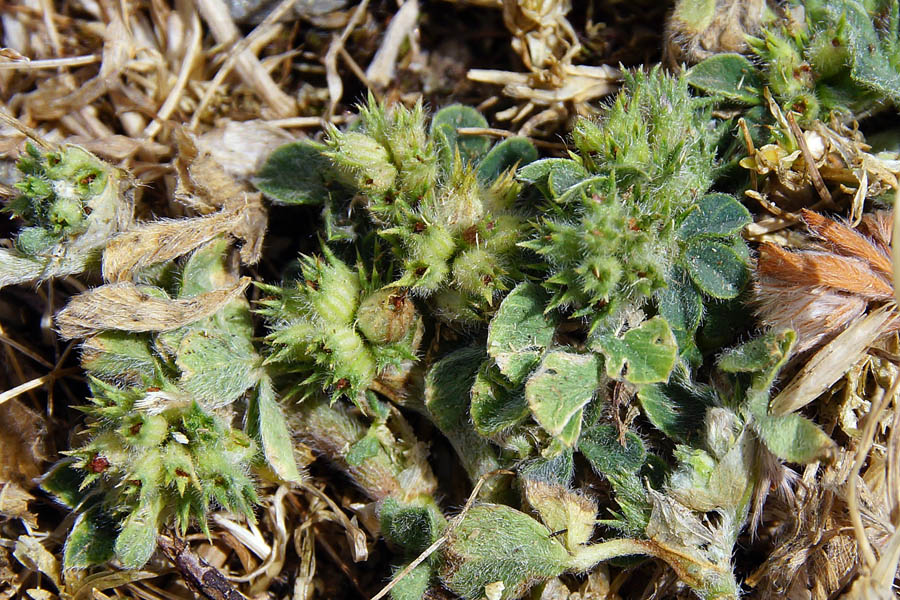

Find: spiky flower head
<box><xmin>318</xmin><ymin>98</ymin><xmax>537</xmax><ymax>322</ymax></box>
<box><xmin>520</xmin><ymin>68</ymin><xmax>750</xmax><ymax>338</ymax></box>
<box><xmin>61</xmin><ymin>378</ymin><xmax>257</xmax><ymax>568</ymax></box>
<box><xmin>258</xmin><ymin>246</ymin><xmax>421</xmax><ymax>407</ymax></box>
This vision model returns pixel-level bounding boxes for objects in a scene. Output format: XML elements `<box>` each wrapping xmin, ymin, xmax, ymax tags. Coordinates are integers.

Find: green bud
<box><xmin>326</xmin><ymin>130</ymin><xmax>397</xmax><ymax>195</ymax></box>
<box><xmin>120</xmin><ymin>414</ymin><xmax>168</xmax><ymax>448</ymax></box>
<box><xmin>357</xmin><ymin>288</ymin><xmax>417</xmax><ymax>344</ymax></box>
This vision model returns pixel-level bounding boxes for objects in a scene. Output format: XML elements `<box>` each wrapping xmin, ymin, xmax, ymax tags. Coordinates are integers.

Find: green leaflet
<box><xmin>430</xmin><ymin>104</ymin><xmax>491</xmax><ymax>167</ymax></box>
<box><xmin>470</xmin><ymin>365</ymin><xmax>530</xmax><ymax>436</ymax></box>
<box><xmin>63</xmin><ymin>507</ymin><xmax>117</xmax><ymax>569</ymax></box>
<box><xmin>424</xmin><ymin>347</ymin><xmax>506</xmax><ymax>500</ymax></box>
<box><xmin>753</xmin><ymin>413</ymin><xmax>835</xmax><ymax>464</ymax></box>
<box><xmin>80</xmin><ymin>331</ymin><xmax>157</xmax><ymax>384</ymax></box>
<box><xmin>525</xmin><ymin>351</ymin><xmax>601</xmax><ymax>441</ymax></box>
<box><xmin>40</xmin><ymin>459</ymin><xmax>90</xmax><ymax>510</ymax></box>
<box><xmin>487</xmin><ymin>282</ymin><xmax>556</xmax><ymax>384</ymax></box>
<box><xmin>254</xmin><ymin>377</ymin><xmax>301</xmax><ymax>482</ymax></box>
<box><xmin>592</xmin><ymin>317</ymin><xmax>678</xmax><ymax>384</ymax></box>
<box><xmin>114</xmin><ymin>495</ymin><xmax>163</xmax><ymax>569</ymax></box>
<box><xmin>676</xmin><ymin>194</ymin><xmax>751</xmax><ymax>240</ymax></box>
<box><xmin>441</xmin><ymin>504</ymin><xmax>570</xmax><ymax>600</ymax></box>
<box><xmin>578</xmin><ymin>424</ymin><xmax>646</xmax><ymax>475</ymax></box>
<box><xmin>686</xmin><ymin>54</ymin><xmax>765</xmax><ymax>105</ymax></box>
<box><xmin>828</xmin><ymin>0</ymin><xmax>900</xmax><ymax>105</ymax></box>
<box><xmin>476</xmin><ymin>137</ymin><xmax>538</xmax><ymax>184</ymax></box>
<box><xmin>388</xmin><ymin>561</ymin><xmax>434</xmax><ymax>600</ymax></box>
<box><xmin>637</xmin><ymin>380</ymin><xmax>712</xmax><ymax>444</ymax></box>
<box><xmin>176</xmin><ymin>329</ymin><xmax>258</xmax><ymax>408</ymax></box>
<box><xmin>252</xmin><ymin>140</ymin><xmax>335</xmax><ymax>205</ymax></box>
<box><xmin>683</xmin><ymin>240</ymin><xmax>748</xmax><ymax>299</ymax></box>
<box><xmin>657</xmin><ymin>266</ymin><xmax>702</xmax><ymax>335</ymax></box>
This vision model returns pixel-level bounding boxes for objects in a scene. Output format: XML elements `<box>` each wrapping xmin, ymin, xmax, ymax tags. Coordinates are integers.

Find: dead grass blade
<box><xmin>771</xmin><ymin>307</ymin><xmax>898</xmax><ymax>415</ymax></box>
<box><xmin>103</xmin><ymin>209</ymin><xmax>245</xmax><ymax>282</ymax></box>
<box><xmin>55</xmin><ymin>277</ymin><xmax>250</xmax><ymax>339</ymax></box>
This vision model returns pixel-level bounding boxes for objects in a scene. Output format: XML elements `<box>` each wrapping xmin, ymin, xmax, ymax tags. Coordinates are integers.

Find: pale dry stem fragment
<box><xmin>191</xmin><ymin>0</ymin><xmax>297</xmax><ymax>124</ymax></box>
<box><xmin>55</xmin><ymin>277</ymin><xmax>250</xmax><ymax>339</ymax></box>
<box><xmin>365</xmin><ymin>0</ymin><xmax>419</xmax><ymax>90</ymax></box>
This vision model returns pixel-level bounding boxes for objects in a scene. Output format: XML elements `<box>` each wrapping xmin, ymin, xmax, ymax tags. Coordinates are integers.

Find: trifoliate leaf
<box><xmin>683</xmin><ymin>240</ymin><xmax>748</xmax><ymax>299</ymax></box>
<box><xmin>686</xmin><ymin>54</ymin><xmax>764</xmax><ymax>105</ymax></box>
<box><xmin>676</xmin><ymin>194</ymin><xmax>751</xmax><ymax>240</ymax></box>
<box><xmin>525</xmin><ymin>351</ymin><xmax>600</xmax><ymax>439</ymax></box>
<box><xmin>593</xmin><ymin>317</ymin><xmax>678</xmax><ymax>384</ymax></box>
<box><xmin>252</xmin><ymin>141</ymin><xmax>335</xmax><ymax>205</ymax></box>
<box><xmin>487</xmin><ymin>283</ymin><xmax>556</xmax><ymax>384</ymax></box>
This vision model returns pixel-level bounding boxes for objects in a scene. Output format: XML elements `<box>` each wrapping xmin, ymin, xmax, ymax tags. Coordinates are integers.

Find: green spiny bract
<box><xmin>258</xmin><ymin>246</ymin><xmax>421</xmax><ymax>407</ymax></box>
<box><xmin>257</xmin><ymin>97</ymin><xmax>538</xmax><ymax>323</ymax></box>
<box><xmin>519</xmin><ymin>68</ymin><xmax>750</xmax><ymax>342</ymax></box>
<box><xmin>62</xmin><ymin>379</ymin><xmax>258</xmax><ymax>569</ymax></box>
<box><xmin>1</xmin><ymin>142</ymin><xmax>133</xmax><ymax>287</ymax></box>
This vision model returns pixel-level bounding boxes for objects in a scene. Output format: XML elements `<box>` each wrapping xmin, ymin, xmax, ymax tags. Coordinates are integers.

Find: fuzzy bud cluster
<box><xmin>65</xmin><ymin>380</ymin><xmax>258</xmax><ymax>568</ymax></box>
<box><xmin>258</xmin><ymin>246</ymin><xmax>420</xmax><ymax>406</ymax></box>
<box><xmin>520</xmin><ymin>68</ymin><xmax>750</xmax><ymax>338</ymax></box>
<box><xmin>9</xmin><ymin>143</ymin><xmax>109</xmax><ymax>253</ymax></box>
<box><xmin>321</xmin><ymin>98</ymin><xmax>537</xmax><ymax>322</ymax></box>
<box><xmin>745</xmin><ymin>0</ymin><xmax>900</xmax><ymax>121</ymax></box>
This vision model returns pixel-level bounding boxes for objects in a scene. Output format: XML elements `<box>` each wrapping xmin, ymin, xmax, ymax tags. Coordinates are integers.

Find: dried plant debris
<box><xmin>5</xmin><ymin>1</ymin><xmax>900</xmax><ymax>599</ymax></box>
<box><xmin>466</xmin><ymin>0</ymin><xmax>621</xmax><ymax>134</ymax></box>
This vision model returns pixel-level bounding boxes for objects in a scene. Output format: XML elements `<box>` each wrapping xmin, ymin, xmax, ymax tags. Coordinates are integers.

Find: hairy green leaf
<box><xmin>441</xmin><ymin>504</ymin><xmax>570</xmax><ymax>600</ymax></box>
<box><xmin>487</xmin><ymin>283</ymin><xmax>556</xmax><ymax>384</ymax></box>
<box><xmin>525</xmin><ymin>351</ymin><xmax>600</xmax><ymax>439</ymax></box>
<box><xmin>252</xmin><ymin>141</ymin><xmax>334</xmax><ymax>205</ymax></box>
<box><xmin>683</xmin><ymin>240</ymin><xmax>748</xmax><ymax>299</ymax></box>
<box><xmin>593</xmin><ymin>317</ymin><xmax>678</xmax><ymax>384</ymax></box>
<box><xmin>676</xmin><ymin>194</ymin><xmax>751</xmax><ymax>240</ymax></box>
<box><xmin>686</xmin><ymin>54</ymin><xmax>764</xmax><ymax>104</ymax></box>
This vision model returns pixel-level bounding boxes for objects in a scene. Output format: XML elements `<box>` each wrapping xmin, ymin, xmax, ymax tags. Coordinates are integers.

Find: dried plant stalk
<box><xmin>56</xmin><ymin>277</ymin><xmax>250</xmax><ymax>339</ymax></box>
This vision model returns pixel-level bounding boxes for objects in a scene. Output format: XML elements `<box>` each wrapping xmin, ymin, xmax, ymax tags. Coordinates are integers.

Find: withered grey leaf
<box><xmin>56</xmin><ymin>277</ymin><xmax>251</xmax><ymax>339</ymax></box>
<box><xmin>102</xmin><ymin>204</ymin><xmax>258</xmax><ymax>282</ymax></box>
